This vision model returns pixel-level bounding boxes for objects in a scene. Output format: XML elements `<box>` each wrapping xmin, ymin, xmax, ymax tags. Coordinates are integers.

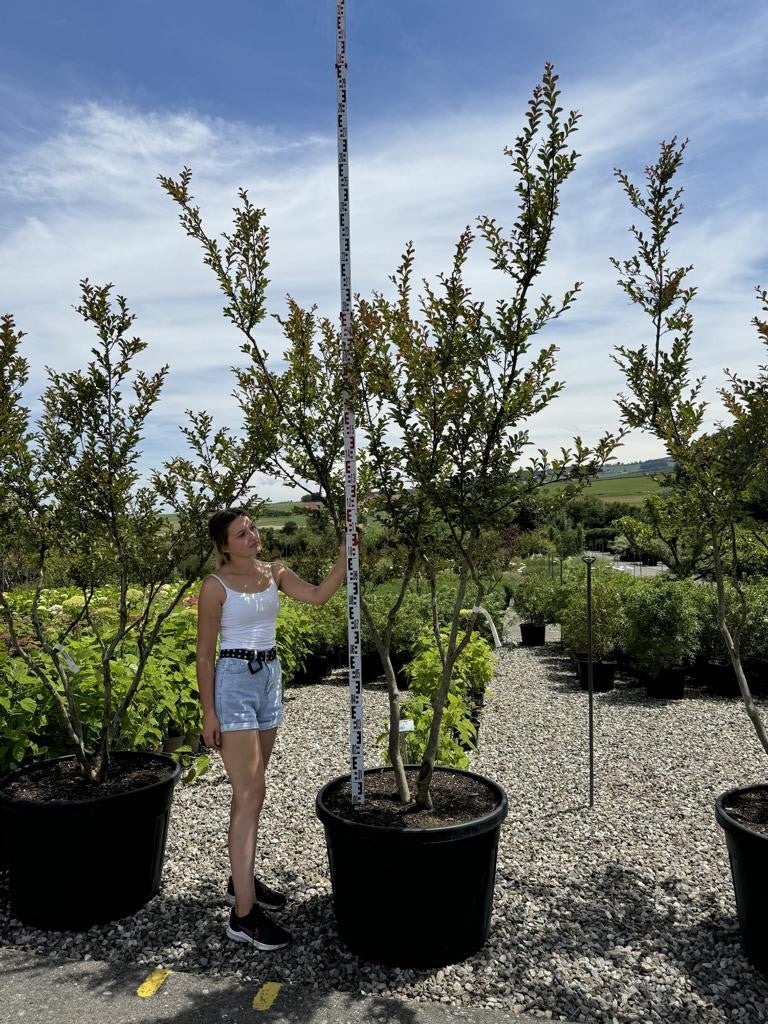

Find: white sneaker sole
<box><xmin>225</xmin><ymin>925</ymin><xmax>290</xmax><ymax>951</ymax></box>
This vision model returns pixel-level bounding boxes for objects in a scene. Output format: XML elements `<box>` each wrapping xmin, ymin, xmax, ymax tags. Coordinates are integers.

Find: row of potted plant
<box><xmin>514</xmin><ymin>563</ymin><xmax>768</xmax><ymax>697</ymax></box>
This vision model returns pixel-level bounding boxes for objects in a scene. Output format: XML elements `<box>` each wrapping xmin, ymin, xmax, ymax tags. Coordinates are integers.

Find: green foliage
<box><xmin>274</xmin><ymin>597</ymin><xmax>315</xmax><ymax>683</ymax></box>
<box><xmin>560</xmin><ymin>570</ymin><xmax>634</xmax><ymax>660</ymax></box>
<box><xmin>303</xmin><ymin>591</ymin><xmax>348</xmax><ymax>660</ymax></box>
<box><xmin>376</xmin><ymin>631</ymin><xmax>493</xmax><ymax>770</ymax></box>
<box><xmin>612</xmin><ymin>135</ymin><xmax>768</xmax><ymax>755</ymax></box>
<box><xmin>744</xmin><ymin>578</ymin><xmax>768</xmax><ymax>665</ymax></box>
<box><xmin>513</xmin><ymin>569</ymin><xmax>565</xmax><ymax>624</ymax></box>
<box><xmin>623</xmin><ymin>577</ymin><xmax>701</xmax><ymax>676</ymax></box>
<box><xmin>0</xmin><ymin>587</ymin><xmax>208</xmax><ymax>779</ymax></box>
<box><xmin>0</xmin><ymin>279</ymin><xmax>276</xmax><ymax>781</ymax></box>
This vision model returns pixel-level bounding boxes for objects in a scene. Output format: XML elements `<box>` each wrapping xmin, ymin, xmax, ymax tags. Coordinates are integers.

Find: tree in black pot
<box><xmin>0</xmin><ymin>285</ymin><xmax>276</xmax><ymax>930</ymax></box>
<box><xmin>612</xmin><ymin>136</ymin><xmax>768</xmax><ymax>975</ymax></box>
<box><xmin>162</xmin><ymin>64</ymin><xmax>620</xmax><ymax>968</ymax></box>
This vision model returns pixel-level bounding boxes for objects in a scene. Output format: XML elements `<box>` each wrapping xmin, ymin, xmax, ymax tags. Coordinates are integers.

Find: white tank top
<box><xmin>210</xmin><ymin>572</ymin><xmax>280</xmax><ymax>650</ymax></box>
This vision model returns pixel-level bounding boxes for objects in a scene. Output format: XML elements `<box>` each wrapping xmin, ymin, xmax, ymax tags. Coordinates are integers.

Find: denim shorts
<box><xmin>214</xmin><ymin>656</ymin><xmax>284</xmax><ymax>732</ymax></box>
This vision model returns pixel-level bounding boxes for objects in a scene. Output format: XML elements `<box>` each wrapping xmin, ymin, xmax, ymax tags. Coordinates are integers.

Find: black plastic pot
<box><xmin>577</xmin><ymin>659</ymin><xmax>617</xmax><ymax>692</ymax></box>
<box><xmin>391</xmin><ymin>652</ymin><xmax>411</xmax><ymax>691</ymax></box>
<box><xmin>646</xmin><ymin>667</ymin><xmax>686</xmax><ymax>699</ymax></box>
<box><xmin>700</xmin><ymin>659</ymin><xmax>740</xmax><ymax>697</ymax></box>
<box><xmin>715</xmin><ymin>785</ymin><xmax>768</xmax><ymax>979</ymax></box>
<box><xmin>360</xmin><ymin>652</ymin><xmax>382</xmax><ymax>684</ymax></box>
<box><xmin>519</xmin><ymin>623</ymin><xmax>546</xmax><ymax>647</ymax></box>
<box><xmin>0</xmin><ymin>751</ymin><xmax>181</xmax><ymax>929</ymax></box>
<box><xmin>316</xmin><ymin>766</ymin><xmax>508</xmax><ymax>967</ymax></box>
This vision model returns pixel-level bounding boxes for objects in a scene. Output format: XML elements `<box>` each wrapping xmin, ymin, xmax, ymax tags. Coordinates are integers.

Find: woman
<box><xmin>197</xmin><ymin>507</ymin><xmax>347</xmax><ymax>950</ymax></box>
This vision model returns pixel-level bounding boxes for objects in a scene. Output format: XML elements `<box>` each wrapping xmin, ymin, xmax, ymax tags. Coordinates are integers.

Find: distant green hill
<box><xmin>597</xmin><ymin>457</ymin><xmax>674</xmax><ymax>478</ymax></box>
<box><xmin>545</xmin><ymin>472</ymin><xmax>664</xmax><ymax>504</ymax></box>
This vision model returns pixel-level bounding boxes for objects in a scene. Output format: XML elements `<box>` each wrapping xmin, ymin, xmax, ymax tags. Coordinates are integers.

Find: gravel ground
<box><xmin>3</xmin><ymin>620</ymin><xmax>768</xmax><ymax>1023</ymax></box>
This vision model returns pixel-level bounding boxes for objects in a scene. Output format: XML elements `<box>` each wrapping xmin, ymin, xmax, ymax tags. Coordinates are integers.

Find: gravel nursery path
<box><xmin>3</xmin><ymin>638</ymin><xmax>768</xmax><ymax>1024</ymax></box>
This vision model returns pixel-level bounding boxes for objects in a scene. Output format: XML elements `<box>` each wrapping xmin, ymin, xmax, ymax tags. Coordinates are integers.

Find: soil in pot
<box><xmin>716</xmin><ymin>786</ymin><xmax>768</xmax><ymax>979</ymax></box>
<box><xmin>0</xmin><ymin>752</ymin><xmax>180</xmax><ymax>930</ymax></box>
<box><xmin>321</xmin><ymin>766</ymin><xmax>497</xmax><ymax>829</ymax></box>
<box><xmin>316</xmin><ymin>766</ymin><xmax>507</xmax><ymax>968</ymax></box>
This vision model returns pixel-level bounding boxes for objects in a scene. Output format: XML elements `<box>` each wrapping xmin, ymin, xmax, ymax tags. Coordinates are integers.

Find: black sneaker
<box><xmin>226</xmin><ymin>903</ymin><xmax>292</xmax><ymax>950</ymax></box>
<box><xmin>225</xmin><ymin>875</ymin><xmax>286</xmax><ymax>911</ymax></box>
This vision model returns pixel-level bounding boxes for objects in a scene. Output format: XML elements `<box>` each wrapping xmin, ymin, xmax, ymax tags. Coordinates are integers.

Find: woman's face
<box><xmin>224</xmin><ymin>516</ymin><xmax>261</xmax><ymax>560</ymax></box>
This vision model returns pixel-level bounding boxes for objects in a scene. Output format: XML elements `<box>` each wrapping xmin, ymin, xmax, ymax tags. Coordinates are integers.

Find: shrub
<box><xmin>513</xmin><ymin>569</ymin><xmax>565</xmax><ymax>625</ymax></box>
<box><xmin>560</xmin><ymin>571</ymin><xmax>633</xmax><ymax>660</ymax></box>
<box><xmin>376</xmin><ymin>630</ymin><xmax>494</xmax><ymax>769</ymax></box>
<box><xmin>275</xmin><ymin>597</ymin><xmax>315</xmax><ymax>683</ymax></box>
<box><xmin>744</xmin><ymin>578</ymin><xmax>768</xmax><ymax>666</ymax></box>
<box><xmin>624</xmin><ymin>576</ymin><xmax>702</xmax><ymax>677</ymax></box>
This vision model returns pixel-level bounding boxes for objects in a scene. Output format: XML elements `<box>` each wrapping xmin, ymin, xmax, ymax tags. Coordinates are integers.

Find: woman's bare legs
<box><xmin>259</xmin><ymin>727</ymin><xmax>278</xmax><ymax>769</ymax></box>
<box><xmin>219</xmin><ymin>727</ymin><xmax>280</xmax><ymax>917</ymax></box>
<box><xmin>220</xmin><ymin>729</ymin><xmax>266</xmax><ymax>917</ymax></box>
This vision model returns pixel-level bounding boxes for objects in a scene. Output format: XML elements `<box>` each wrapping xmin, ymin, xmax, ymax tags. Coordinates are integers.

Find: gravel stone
<box><xmin>2</xmin><ymin>615</ymin><xmax>768</xmax><ymax>1023</ymax></box>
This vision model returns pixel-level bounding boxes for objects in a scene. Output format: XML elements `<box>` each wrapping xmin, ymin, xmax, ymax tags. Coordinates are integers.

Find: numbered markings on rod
<box><xmin>252</xmin><ymin>982</ymin><xmax>283</xmax><ymax>1010</ymax></box>
<box><xmin>136</xmin><ymin>968</ymin><xmax>172</xmax><ymax>998</ymax></box>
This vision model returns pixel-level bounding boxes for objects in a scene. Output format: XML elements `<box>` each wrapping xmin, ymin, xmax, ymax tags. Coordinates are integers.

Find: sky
<box><xmin>2</xmin><ymin>0</ymin><xmax>767</xmax><ymax>502</ymax></box>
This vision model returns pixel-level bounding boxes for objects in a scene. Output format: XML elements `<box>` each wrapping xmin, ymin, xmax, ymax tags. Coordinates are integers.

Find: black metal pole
<box><xmin>583</xmin><ymin>553</ymin><xmax>596</xmax><ymax>809</ymax></box>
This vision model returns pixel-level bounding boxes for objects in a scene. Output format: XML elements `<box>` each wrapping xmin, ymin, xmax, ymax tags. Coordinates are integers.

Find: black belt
<box><xmin>219</xmin><ymin>647</ymin><xmax>278</xmax><ymax>674</ymax></box>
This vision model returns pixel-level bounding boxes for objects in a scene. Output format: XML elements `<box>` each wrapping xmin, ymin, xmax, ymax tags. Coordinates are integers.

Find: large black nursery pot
<box><xmin>715</xmin><ymin>785</ymin><xmax>768</xmax><ymax>979</ymax></box>
<box><xmin>519</xmin><ymin>622</ymin><xmax>546</xmax><ymax>647</ymax></box>
<box><xmin>316</xmin><ymin>766</ymin><xmax>508</xmax><ymax>968</ymax></box>
<box><xmin>0</xmin><ymin>751</ymin><xmax>181</xmax><ymax>930</ymax></box>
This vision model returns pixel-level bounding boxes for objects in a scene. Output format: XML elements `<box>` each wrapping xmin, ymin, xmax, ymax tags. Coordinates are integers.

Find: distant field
<box><xmin>257</xmin><ymin>501</ymin><xmax>312</xmax><ymax>530</ymax></box>
<box><xmin>547</xmin><ymin>473</ymin><xmax>663</xmax><ymax>504</ymax></box>
<box><xmin>258</xmin><ymin>515</ymin><xmax>309</xmax><ymax>530</ymax></box>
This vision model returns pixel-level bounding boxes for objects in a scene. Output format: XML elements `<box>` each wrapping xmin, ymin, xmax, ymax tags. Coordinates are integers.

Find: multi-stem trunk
<box><xmin>712</xmin><ymin>533</ymin><xmax>768</xmax><ymax>757</ymax></box>
<box><xmin>415</xmin><ymin>562</ymin><xmax>472</xmax><ymax>809</ymax></box>
<box><xmin>360</xmin><ymin>595</ymin><xmax>409</xmax><ymax>802</ymax></box>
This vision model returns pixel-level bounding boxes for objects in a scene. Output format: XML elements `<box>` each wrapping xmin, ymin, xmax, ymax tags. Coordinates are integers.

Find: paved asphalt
<box><xmin>0</xmin><ymin>948</ymin><xmax>579</xmax><ymax>1024</ymax></box>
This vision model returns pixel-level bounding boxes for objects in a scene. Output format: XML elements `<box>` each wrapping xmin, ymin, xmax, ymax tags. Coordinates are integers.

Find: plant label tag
<box><xmin>54</xmin><ymin>644</ymin><xmax>80</xmax><ymax>674</ymax></box>
<box><xmin>398</xmin><ymin>718</ymin><xmax>415</xmax><ymax>733</ymax></box>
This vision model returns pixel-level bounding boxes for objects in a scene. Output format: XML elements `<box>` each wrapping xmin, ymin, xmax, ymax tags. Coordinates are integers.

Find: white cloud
<box><xmin>1</xmin><ymin>20</ymin><xmax>766</xmax><ymax>502</ymax></box>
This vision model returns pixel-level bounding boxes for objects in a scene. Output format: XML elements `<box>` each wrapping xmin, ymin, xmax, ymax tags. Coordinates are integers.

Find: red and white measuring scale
<box><xmin>335</xmin><ymin>0</ymin><xmax>364</xmax><ymax>805</ymax></box>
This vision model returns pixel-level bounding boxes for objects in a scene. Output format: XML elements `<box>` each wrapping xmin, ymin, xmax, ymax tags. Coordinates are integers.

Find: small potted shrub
<box><xmin>513</xmin><ymin>569</ymin><xmax>564</xmax><ymax>646</ymax></box>
<box><xmin>560</xmin><ymin>570</ymin><xmax>630</xmax><ymax>691</ymax></box>
<box><xmin>623</xmin><ymin>576</ymin><xmax>700</xmax><ymax>698</ymax></box>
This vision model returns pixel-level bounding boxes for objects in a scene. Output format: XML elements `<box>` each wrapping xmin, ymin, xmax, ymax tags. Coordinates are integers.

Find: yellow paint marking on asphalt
<box><xmin>136</xmin><ymin>968</ymin><xmax>172</xmax><ymax>998</ymax></box>
<box><xmin>252</xmin><ymin>982</ymin><xmax>283</xmax><ymax>1010</ymax></box>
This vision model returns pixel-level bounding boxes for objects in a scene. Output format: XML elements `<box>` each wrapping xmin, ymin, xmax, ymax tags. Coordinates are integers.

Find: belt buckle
<box><xmin>248</xmin><ymin>653</ymin><xmax>264</xmax><ymax>674</ymax></box>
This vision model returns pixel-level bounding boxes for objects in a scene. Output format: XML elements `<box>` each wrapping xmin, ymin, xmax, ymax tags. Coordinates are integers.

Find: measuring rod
<box><xmin>336</xmin><ymin>0</ymin><xmax>364</xmax><ymax>805</ymax></box>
